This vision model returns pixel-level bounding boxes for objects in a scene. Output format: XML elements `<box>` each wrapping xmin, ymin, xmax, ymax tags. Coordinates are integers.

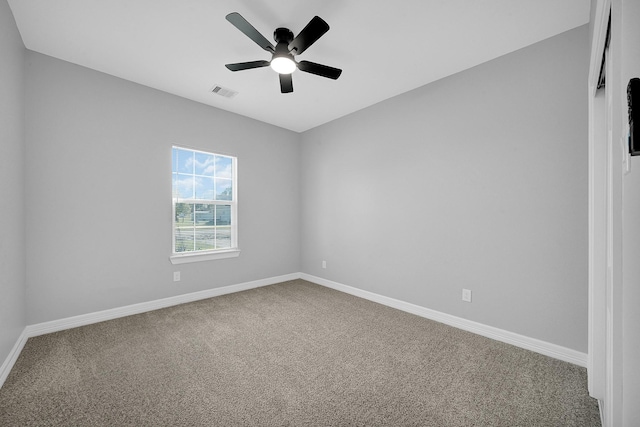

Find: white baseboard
<box><xmin>300</xmin><ymin>273</ymin><xmax>588</xmax><ymax>367</ymax></box>
<box><xmin>1</xmin><ymin>271</ymin><xmax>588</xmax><ymax>390</ymax></box>
<box><xmin>25</xmin><ymin>273</ymin><xmax>300</xmax><ymax>338</ymax></box>
<box><xmin>0</xmin><ymin>329</ymin><xmax>28</xmax><ymax>389</ymax></box>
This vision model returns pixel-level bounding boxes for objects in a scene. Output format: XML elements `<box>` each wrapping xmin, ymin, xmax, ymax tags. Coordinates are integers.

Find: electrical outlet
<box><xmin>322</xmin><ymin>260</ymin><xmax>326</xmax><ymax>269</ymax></box>
<box><xmin>173</xmin><ymin>271</ymin><xmax>181</xmax><ymax>282</ymax></box>
<box><xmin>462</xmin><ymin>289</ymin><xmax>472</xmax><ymax>302</ymax></box>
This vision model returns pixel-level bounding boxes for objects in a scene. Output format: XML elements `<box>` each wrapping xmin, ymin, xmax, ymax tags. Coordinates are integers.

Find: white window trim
<box><xmin>170</xmin><ymin>248</ymin><xmax>240</xmax><ymax>264</ymax></box>
<box><xmin>170</xmin><ymin>146</ymin><xmax>239</xmax><ymax>263</ymax></box>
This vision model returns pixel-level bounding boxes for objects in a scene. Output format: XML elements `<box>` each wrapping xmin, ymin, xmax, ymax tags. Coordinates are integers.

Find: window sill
<box><xmin>170</xmin><ymin>249</ymin><xmax>241</xmax><ymax>264</ymax></box>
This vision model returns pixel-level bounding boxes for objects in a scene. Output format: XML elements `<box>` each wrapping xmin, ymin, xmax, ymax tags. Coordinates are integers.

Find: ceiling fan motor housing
<box><xmin>273</xmin><ymin>41</ymin><xmax>294</xmax><ymax>61</ymax></box>
<box><xmin>272</xmin><ymin>28</ymin><xmax>296</xmax><ymax>66</ymax></box>
<box><xmin>274</xmin><ymin>27</ymin><xmax>294</xmax><ymax>45</ymax></box>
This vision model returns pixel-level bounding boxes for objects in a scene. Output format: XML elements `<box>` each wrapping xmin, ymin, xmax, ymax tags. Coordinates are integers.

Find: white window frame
<box><xmin>170</xmin><ymin>146</ymin><xmax>239</xmax><ymax>264</ymax></box>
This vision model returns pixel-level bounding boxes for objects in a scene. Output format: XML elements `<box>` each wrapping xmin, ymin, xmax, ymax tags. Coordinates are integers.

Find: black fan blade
<box><xmin>226</xmin><ymin>12</ymin><xmax>275</xmax><ymax>53</ymax></box>
<box><xmin>298</xmin><ymin>60</ymin><xmax>342</xmax><ymax>80</ymax></box>
<box><xmin>288</xmin><ymin>16</ymin><xmax>329</xmax><ymax>55</ymax></box>
<box><xmin>279</xmin><ymin>73</ymin><xmax>293</xmax><ymax>93</ymax></box>
<box><xmin>225</xmin><ymin>60</ymin><xmax>270</xmax><ymax>71</ymax></box>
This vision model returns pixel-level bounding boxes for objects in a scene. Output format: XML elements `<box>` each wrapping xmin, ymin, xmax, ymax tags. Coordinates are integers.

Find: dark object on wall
<box><xmin>628</xmin><ymin>78</ymin><xmax>640</xmax><ymax>155</ymax></box>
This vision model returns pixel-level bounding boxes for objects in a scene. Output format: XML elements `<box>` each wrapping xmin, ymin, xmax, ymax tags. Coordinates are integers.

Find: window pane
<box><xmin>175</xmin><ymin>229</ymin><xmax>194</xmax><ymax>252</ymax></box>
<box><xmin>195</xmin><ymin>227</ymin><xmax>215</xmax><ymax>251</ymax></box>
<box><xmin>195</xmin><ymin>152</ymin><xmax>215</xmax><ymax>176</ymax></box>
<box><xmin>175</xmin><ymin>203</ymin><xmax>196</xmax><ymax>253</ymax></box>
<box><xmin>172</xmin><ymin>148</ymin><xmax>178</xmax><ymax>173</ymax></box>
<box><xmin>215</xmin><ymin>178</ymin><xmax>232</xmax><ymax>200</ymax></box>
<box><xmin>175</xmin><ymin>174</ymin><xmax>194</xmax><ymax>199</ymax></box>
<box><xmin>215</xmin><ymin>205</ymin><xmax>231</xmax><ymax>226</ymax></box>
<box><xmin>175</xmin><ymin>203</ymin><xmax>193</xmax><ymax>225</ymax></box>
<box><xmin>174</xmin><ymin>149</ymin><xmax>194</xmax><ymax>174</ymax></box>
<box><xmin>195</xmin><ymin>176</ymin><xmax>214</xmax><ymax>200</ymax></box>
<box><xmin>172</xmin><ymin>173</ymin><xmax>177</xmax><ymax>198</ymax></box>
<box><xmin>194</xmin><ymin>204</ymin><xmax>214</xmax><ymax>226</ymax></box>
<box><xmin>215</xmin><ymin>226</ymin><xmax>231</xmax><ymax>249</ymax></box>
<box><xmin>215</xmin><ymin>156</ymin><xmax>233</xmax><ymax>179</ymax></box>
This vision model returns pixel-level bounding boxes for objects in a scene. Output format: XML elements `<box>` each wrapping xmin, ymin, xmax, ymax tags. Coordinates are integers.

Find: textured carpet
<box><xmin>0</xmin><ymin>279</ymin><xmax>600</xmax><ymax>426</ymax></box>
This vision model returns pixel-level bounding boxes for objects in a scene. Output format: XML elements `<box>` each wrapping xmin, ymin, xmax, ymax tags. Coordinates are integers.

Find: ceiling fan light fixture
<box><xmin>270</xmin><ymin>56</ymin><xmax>296</xmax><ymax>74</ymax></box>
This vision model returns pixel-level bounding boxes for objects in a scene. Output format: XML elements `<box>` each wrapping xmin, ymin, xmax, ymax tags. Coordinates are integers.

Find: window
<box><xmin>170</xmin><ymin>146</ymin><xmax>239</xmax><ymax>264</ymax></box>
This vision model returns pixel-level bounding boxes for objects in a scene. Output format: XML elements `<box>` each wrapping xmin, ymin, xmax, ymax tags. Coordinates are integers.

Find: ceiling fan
<box><xmin>224</xmin><ymin>12</ymin><xmax>342</xmax><ymax>94</ymax></box>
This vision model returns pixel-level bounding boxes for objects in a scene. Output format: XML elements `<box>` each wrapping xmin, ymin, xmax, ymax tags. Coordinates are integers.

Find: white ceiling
<box><xmin>8</xmin><ymin>0</ymin><xmax>590</xmax><ymax>133</ymax></box>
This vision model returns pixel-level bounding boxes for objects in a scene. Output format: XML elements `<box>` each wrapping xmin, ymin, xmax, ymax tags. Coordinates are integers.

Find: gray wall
<box><xmin>300</xmin><ymin>26</ymin><xmax>589</xmax><ymax>352</ymax></box>
<box><xmin>24</xmin><ymin>52</ymin><xmax>300</xmax><ymax>324</ymax></box>
<box><xmin>0</xmin><ymin>0</ymin><xmax>26</xmax><ymax>364</ymax></box>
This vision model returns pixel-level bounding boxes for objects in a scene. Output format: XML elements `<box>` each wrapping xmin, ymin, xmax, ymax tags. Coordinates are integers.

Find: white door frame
<box><xmin>588</xmin><ymin>1</ymin><xmax>625</xmax><ymax>426</ymax></box>
<box><xmin>587</xmin><ymin>38</ymin><xmax>606</xmax><ymax>409</ymax></box>
<box><xmin>588</xmin><ymin>0</ymin><xmax>610</xmax><ymax>403</ymax></box>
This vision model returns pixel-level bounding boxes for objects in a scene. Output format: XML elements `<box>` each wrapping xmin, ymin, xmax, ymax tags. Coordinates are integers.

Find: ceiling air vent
<box><xmin>210</xmin><ymin>85</ymin><xmax>238</xmax><ymax>98</ymax></box>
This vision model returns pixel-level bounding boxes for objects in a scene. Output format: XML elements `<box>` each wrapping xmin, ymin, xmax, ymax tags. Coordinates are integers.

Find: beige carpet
<box><xmin>0</xmin><ymin>279</ymin><xmax>600</xmax><ymax>426</ymax></box>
